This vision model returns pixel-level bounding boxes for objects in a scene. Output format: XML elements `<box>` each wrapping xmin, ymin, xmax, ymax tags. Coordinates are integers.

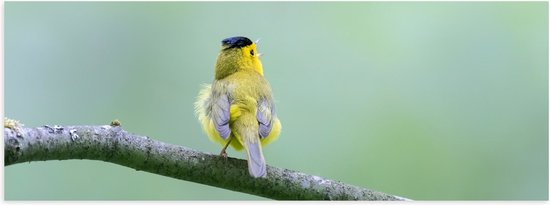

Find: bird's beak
<box><xmin>258</xmin><ymin>53</ymin><xmax>263</xmax><ymax>57</ymax></box>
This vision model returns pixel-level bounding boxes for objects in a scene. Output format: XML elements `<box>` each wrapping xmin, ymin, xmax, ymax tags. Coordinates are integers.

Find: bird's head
<box><xmin>215</xmin><ymin>36</ymin><xmax>263</xmax><ymax>79</ymax></box>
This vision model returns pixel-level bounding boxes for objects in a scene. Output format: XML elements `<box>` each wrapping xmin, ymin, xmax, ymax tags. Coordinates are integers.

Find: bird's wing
<box><xmin>212</xmin><ymin>94</ymin><xmax>231</xmax><ymax>140</ymax></box>
<box><xmin>257</xmin><ymin>98</ymin><xmax>275</xmax><ymax>138</ymax></box>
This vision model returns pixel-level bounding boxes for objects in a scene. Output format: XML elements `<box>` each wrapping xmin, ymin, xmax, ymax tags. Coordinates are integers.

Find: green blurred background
<box><xmin>4</xmin><ymin>2</ymin><xmax>548</xmax><ymax>200</ymax></box>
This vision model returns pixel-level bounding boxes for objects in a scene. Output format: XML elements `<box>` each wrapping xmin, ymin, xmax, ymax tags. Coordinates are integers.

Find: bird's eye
<box><xmin>250</xmin><ymin>49</ymin><xmax>255</xmax><ymax>56</ymax></box>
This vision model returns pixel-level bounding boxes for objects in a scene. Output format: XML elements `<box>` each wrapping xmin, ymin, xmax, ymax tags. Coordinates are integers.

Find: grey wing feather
<box><xmin>257</xmin><ymin>98</ymin><xmax>274</xmax><ymax>138</ymax></box>
<box><xmin>212</xmin><ymin>94</ymin><xmax>231</xmax><ymax>140</ymax></box>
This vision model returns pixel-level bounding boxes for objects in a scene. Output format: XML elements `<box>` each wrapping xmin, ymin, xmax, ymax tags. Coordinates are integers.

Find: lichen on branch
<box><xmin>4</xmin><ymin>123</ymin><xmax>409</xmax><ymax>200</ymax></box>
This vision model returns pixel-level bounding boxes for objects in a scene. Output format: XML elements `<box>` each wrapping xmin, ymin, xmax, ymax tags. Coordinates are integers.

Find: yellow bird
<box><xmin>195</xmin><ymin>36</ymin><xmax>281</xmax><ymax>178</ymax></box>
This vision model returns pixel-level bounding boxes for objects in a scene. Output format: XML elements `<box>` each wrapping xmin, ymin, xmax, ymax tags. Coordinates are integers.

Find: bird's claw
<box><xmin>219</xmin><ymin>150</ymin><xmax>228</xmax><ymax>158</ymax></box>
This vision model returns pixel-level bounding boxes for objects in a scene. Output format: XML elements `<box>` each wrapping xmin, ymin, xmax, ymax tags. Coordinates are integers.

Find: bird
<box><xmin>195</xmin><ymin>36</ymin><xmax>281</xmax><ymax>178</ymax></box>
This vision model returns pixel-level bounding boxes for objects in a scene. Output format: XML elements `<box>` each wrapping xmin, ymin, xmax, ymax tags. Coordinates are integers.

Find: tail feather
<box><xmin>245</xmin><ymin>141</ymin><xmax>266</xmax><ymax>178</ymax></box>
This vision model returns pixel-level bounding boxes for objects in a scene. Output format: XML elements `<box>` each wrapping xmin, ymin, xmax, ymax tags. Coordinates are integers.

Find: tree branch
<box><xmin>4</xmin><ymin>125</ymin><xmax>410</xmax><ymax>200</ymax></box>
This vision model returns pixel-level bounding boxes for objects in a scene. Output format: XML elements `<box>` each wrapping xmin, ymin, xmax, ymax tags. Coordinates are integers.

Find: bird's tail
<box><xmin>245</xmin><ymin>140</ymin><xmax>266</xmax><ymax>178</ymax></box>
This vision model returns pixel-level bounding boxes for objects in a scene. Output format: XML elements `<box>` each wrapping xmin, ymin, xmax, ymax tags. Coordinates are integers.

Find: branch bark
<box><xmin>4</xmin><ymin>125</ymin><xmax>410</xmax><ymax>200</ymax></box>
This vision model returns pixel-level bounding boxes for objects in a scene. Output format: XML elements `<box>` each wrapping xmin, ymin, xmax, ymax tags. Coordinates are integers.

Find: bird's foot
<box><xmin>219</xmin><ymin>150</ymin><xmax>228</xmax><ymax>158</ymax></box>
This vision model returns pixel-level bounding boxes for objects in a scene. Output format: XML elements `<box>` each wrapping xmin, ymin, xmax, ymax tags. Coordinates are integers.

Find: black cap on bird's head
<box><xmin>222</xmin><ymin>36</ymin><xmax>253</xmax><ymax>49</ymax></box>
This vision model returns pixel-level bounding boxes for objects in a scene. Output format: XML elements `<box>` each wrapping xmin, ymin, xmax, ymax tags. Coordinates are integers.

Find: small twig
<box><xmin>4</xmin><ymin>125</ymin><xmax>410</xmax><ymax>200</ymax></box>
